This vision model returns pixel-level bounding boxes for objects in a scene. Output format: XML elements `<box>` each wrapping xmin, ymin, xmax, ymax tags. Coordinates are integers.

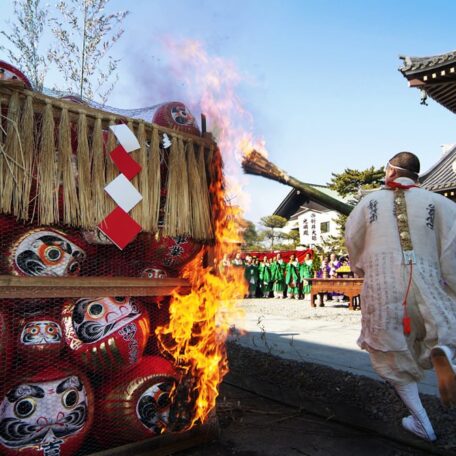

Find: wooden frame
<box><xmin>0</xmin><ymin>276</ymin><xmax>190</xmax><ymax>298</ymax></box>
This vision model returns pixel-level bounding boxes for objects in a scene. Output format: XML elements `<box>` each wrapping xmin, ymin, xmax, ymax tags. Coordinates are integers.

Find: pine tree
<box><xmin>323</xmin><ymin>166</ymin><xmax>385</xmax><ymax>253</ymax></box>
<box><xmin>259</xmin><ymin>215</ymin><xmax>288</xmax><ymax>249</ymax></box>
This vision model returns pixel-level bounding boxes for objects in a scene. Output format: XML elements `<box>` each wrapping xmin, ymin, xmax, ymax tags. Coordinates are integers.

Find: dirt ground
<box><xmin>175</xmin><ymin>382</ymin><xmax>431</xmax><ymax>456</ymax></box>
<box><xmin>174</xmin><ymin>295</ymin><xmax>456</xmax><ymax>456</ymax></box>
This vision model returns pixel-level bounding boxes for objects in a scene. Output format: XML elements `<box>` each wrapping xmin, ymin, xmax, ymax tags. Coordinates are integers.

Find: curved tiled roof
<box><xmin>420</xmin><ymin>146</ymin><xmax>456</xmax><ymax>191</ymax></box>
<box><xmin>400</xmin><ymin>50</ymin><xmax>456</xmax><ymax>74</ymax></box>
<box><xmin>274</xmin><ymin>185</ymin><xmax>348</xmax><ymax>219</ymax></box>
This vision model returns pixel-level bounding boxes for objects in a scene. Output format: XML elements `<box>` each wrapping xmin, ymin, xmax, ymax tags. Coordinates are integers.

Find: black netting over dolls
<box><xmin>0</xmin><ymin>76</ymin><xmax>220</xmax><ymax>455</ymax></box>
<box><xmin>0</xmin><ymin>271</ymin><xmax>195</xmax><ymax>455</ymax></box>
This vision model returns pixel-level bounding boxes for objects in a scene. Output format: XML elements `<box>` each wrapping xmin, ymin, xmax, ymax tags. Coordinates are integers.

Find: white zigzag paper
<box><xmin>104</xmin><ymin>174</ymin><xmax>143</xmax><ymax>212</ymax></box>
<box><xmin>109</xmin><ymin>124</ymin><xmax>140</xmax><ymax>153</ymax></box>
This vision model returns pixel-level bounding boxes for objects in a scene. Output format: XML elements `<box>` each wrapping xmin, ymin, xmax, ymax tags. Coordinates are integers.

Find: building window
<box><xmin>320</xmin><ymin>221</ymin><xmax>330</xmax><ymax>234</ymax></box>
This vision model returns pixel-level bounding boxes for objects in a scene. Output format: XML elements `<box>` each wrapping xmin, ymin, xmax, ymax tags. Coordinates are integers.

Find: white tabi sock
<box><xmin>394</xmin><ymin>382</ymin><xmax>436</xmax><ymax>442</ymax></box>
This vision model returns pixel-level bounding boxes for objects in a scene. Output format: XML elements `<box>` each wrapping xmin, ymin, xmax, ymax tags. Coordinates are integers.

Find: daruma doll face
<box><xmin>9</xmin><ymin>229</ymin><xmax>86</xmax><ymax>277</ymax></box>
<box><xmin>0</xmin><ymin>367</ymin><xmax>94</xmax><ymax>456</ymax></box>
<box><xmin>94</xmin><ymin>356</ymin><xmax>182</xmax><ymax>447</ymax></box>
<box><xmin>62</xmin><ymin>297</ymin><xmax>150</xmax><ymax>373</ymax></box>
<box><xmin>18</xmin><ymin>318</ymin><xmax>64</xmax><ymax>362</ymax></box>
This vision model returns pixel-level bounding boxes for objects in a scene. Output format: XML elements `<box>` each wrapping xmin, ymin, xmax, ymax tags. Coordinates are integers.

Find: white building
<box><xmin>273</xmin><ymin>185</ymin><xmax>349</xmax><ymax>248</ymax></box>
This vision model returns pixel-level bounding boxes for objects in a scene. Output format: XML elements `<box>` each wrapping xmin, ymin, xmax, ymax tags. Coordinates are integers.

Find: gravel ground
<box><xmin>223</xmin><ymin>298</ymin><xmax>456</xmax><ymax>454</ymax></box>
<box><xmin>176</xmin><ymin>382</ymin><xmax>432</xmax><ymax>456</ymax></box>
<box><xmin>239</xmin><ymin>297</ymin><xmax>361</xmax><ymax>325</ymax></box>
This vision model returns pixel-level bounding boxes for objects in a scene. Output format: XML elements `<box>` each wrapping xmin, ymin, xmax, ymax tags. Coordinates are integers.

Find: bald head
<box><xmin>388</xmin><ymin>151</ymin><xmax>420</xmax><ymax>181</ymax></box>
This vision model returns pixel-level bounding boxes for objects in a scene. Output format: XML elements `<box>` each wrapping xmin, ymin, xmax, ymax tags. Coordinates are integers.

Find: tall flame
<box><xmin>151</xmin><ymin>38</ymin><xmax>267</xmax><ymax>429</ymax></box>
<box><xmin>156</xmin><ymin>149</ymin><xmax>246</xmax><ymax>428</ymax></box>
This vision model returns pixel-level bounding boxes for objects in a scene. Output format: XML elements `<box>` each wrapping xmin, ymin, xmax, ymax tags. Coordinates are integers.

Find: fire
<box><xmin>151</xmin><ymin>38</ymin><xmax>267</xmax><ymax>429</ymax></box>
<box><xmin>156</xmin><ymin>152</ymin><xmax>246</xmax><ymax>428</ymax></box>
<box><xmin>239</xmin><ymin>134</ymin><xmax>269</xmax><ymax>159</ymax></box>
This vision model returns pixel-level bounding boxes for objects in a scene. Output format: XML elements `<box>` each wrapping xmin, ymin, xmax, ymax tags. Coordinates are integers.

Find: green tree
<box><xmin>328</xmin><ymin>166</ymin><xmax>384</xmax><ymax>199</ymax></box>
<box><xmin>242</xmin><ymin>220</ymin><xmax>264</xmax><ymax>250</ymax></box>
<box><xmin>325</xmin><ymin>165</ymin><xmax>384</xmax><ymax>252</ymax></box>
<box><xmin>259</xmin><ymin>215</ymin><xmax>287</xmax><ymax>249</ymax></box>
<box><xmin>276</xmin><ymin>230</ymin><xmax>300</xmax><ymax>250</ymax></box>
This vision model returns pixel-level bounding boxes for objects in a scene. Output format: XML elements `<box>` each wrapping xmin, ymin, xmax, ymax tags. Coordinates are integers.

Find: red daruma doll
<box><xmin>62</xmin><ymin>297</ymin><xmax>150</xmax><ymax>373</ymax></box>
<box><xmin>95</xmin><ymin>356</ymin><xmax>184</xmax><ymax>447</ymax></box>
<box><xmin>0</xmin><ymin>311</ymin><xmax>11</xmax><ymax>376</ymax></box>
<box><xmin>6</xmin><ymin>228</ymin><xmax>87</xmax><ymax>277</ymax></box>
<box><xmin>0</xmin><ymin>365</ymin><xmax>94</xmax><ymax>456</ymax></box>
<box><xmin>17</xmin><ymin>314</ymin><xmax>65</xmax><ymax>365</ymax></box>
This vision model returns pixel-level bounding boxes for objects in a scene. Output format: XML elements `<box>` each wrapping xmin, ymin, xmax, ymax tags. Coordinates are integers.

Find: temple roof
<box><xmin>274</xmin><ymin>185</ymin><xmax>347</xmax><ymax>219</ymax></box>
<box><xmin>419</xmin><ymin>145</ymin><xmax>456</xmax><ymax>192</ymax></box>
<box><xmin>399</xmin><ymin>50</ymin><xmax>456</xmax><ymax>114</ymax></box>
<box><xmin>400</xmin><ymin>51</ymin><xmax>456</xmax><ymax>74</ymax></box>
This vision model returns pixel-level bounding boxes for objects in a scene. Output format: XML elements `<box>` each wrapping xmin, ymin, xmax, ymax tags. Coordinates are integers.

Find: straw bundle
<box><xmin>187</xmin><ymin>142</ymin><xmax>213</xmax><ymax>240</ymax></box>
<box><xmin>91</xmin><ymin>116</ymin><xmax>106</xmax><ymax>224</ymax></box>
<box><xmin>164</xmin><ymin>136</ymin><xmax>191</xmax><ymax>237</ymax></box>
<box><xmin>37</xmin><ymin>102</ymin><xmax>58</xmax><ymax>225</ymax></box>
<box><xmin>2</xmin><ymin>91</ymin><xmax>21</xmax><ymax>214</ymax></box>
<box><xmin>131</xmin><ymin>121</ymin><xmax>150</xmax><ymax>229</ymax></box>
<box><xmin>76</xmin><ymin>112</ymin><xmax>93</xmax><ymax>228</ymax></box>
<box><xmin>0</xmin><ymin>86</ymin><xmax>219</xmax><ymax>240</ymax></box>
<box><xmin>0</xmin><ymin>98</ymin><xmax>4</xmax><ymax>196</ymax></box>
<box><xmin>105</xmin><ymin>117</ymin><xmax>118</xmax><ymax>214</ymax></box>
<box><xmin>18</xmin><ymin>95</ymin><xmax>34</xmax><ymax>219</ymax></box>
<box><xmin>148</xmin><ymin>126</ymin><xmax>161</xmax><ymax>233</ymax></box>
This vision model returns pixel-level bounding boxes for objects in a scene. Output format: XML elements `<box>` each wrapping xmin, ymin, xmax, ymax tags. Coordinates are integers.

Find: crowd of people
<box><xmin>219</xmin><ymin>251</ymin><xmax>350</xmax><ymax>300</ymax></box>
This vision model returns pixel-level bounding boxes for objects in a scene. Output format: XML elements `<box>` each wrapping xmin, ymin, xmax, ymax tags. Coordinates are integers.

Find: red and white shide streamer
<box><xmin>97</xmin><ymin>124</ymin><xmax>143</xmax><ymax>250</ymax></box>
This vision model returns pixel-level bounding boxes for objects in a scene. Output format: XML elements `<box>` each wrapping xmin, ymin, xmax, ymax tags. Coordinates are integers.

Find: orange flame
<box><xmin>153</xmin><ymin>38</ymin><xmax>270</xmax><ymax>429</ymax></box>
<box><xmin>156</xmin><ymin>149</ymin><xmax>246</xmax><ymax>428</ymax></box>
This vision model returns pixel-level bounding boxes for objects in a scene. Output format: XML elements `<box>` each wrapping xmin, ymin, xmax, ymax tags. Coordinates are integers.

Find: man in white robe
<box><xmin>345</xmin><ymin>151</ymin><xmax>456</xmax><ymax>442</ymax></box>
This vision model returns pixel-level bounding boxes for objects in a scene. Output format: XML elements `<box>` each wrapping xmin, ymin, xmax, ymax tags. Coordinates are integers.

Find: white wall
<box><xmin>297</xmin><ymin>210</ymin><xmax>339</xmax><ymax>246</ymax></box>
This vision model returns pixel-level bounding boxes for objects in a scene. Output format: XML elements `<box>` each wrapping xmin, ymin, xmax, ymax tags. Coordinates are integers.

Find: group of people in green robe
<box><xmin>230</xmin><ymin>252</ymin><xmax>315</xmax><ymax>299</ymax></box>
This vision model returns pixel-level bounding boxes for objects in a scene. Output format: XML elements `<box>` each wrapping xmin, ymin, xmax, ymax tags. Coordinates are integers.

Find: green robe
<box><xmin>244</xmin><ymin>263</ymin><xmax>259</xmax><ymax>297</ymax></box>
<box><xmin>300</xmin><ymin>260</ymin><xmax>313</xmax><ymax>294</ymax></box>
<box><xmin>270</xmin><ymin>260</ymin><xmax>286</xmax><ymax>293</ymax></box>
<box><xmin>259</xmin><ymin>262</ymin><xmax>272</xmax><ymax>295</ymax></box>
<box><xmin>286</xmin><ymin>260</ymin><xmax>300</xmax><ymax>295</ymax></box>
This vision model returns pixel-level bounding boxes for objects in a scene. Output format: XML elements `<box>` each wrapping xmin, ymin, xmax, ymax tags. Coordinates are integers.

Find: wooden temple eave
<box><xmin>400</xmin><ymin>55</ymin><xmax>456</xmax><ymax>113</ymax></box>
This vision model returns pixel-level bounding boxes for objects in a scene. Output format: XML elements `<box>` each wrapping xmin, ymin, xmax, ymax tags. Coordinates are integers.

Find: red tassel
<box><xmin>403</xmin><ymin>316</ymin><xmax>411</xmax><ymax>335</ymax></box>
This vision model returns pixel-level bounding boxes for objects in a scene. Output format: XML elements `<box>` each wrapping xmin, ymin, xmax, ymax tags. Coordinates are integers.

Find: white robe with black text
<box><xmin>345</xmin><ymin>177</ymin><xmax>456</xmax><ymax>353</ymax></box>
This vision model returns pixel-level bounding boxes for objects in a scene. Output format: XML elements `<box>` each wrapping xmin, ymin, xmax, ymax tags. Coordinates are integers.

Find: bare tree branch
<box><xmin>0</xmin><ymin>0</ymin><xmax>49</xmax><ymax>90</ymax></box>
<box><xmin>48</xmin><ymin>0</ymin><xmax>129</xmax><ymax>104</ymax></box>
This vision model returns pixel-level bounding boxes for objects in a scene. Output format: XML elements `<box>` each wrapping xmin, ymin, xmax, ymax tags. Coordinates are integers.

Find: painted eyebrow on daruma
<box><xmin>7</xmin><ymin>384</ymin><xmax>45</xmax><ymax>402</ymax></box>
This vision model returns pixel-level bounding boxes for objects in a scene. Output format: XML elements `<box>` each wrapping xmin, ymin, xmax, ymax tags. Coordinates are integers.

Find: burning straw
<box><xmin>156</xmin><ymin>152</ymin><xmax>246</xmax><ymax>430</ymax></box>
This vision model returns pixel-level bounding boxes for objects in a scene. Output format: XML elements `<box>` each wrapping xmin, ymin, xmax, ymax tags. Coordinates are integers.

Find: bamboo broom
<box><xmin>242</xmin><ymin>150</ymin><xmax>353</xmax><ymax>216</ymax></box>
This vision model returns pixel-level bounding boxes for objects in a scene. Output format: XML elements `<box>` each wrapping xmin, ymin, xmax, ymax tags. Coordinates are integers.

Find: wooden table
<box><xmin>309</xmin><ymin>278</ymin><xmax>363</xmax><ymax>310</ymax></box>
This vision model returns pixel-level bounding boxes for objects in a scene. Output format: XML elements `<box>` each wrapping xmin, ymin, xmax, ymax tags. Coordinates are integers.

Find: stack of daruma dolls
<box><xmin>0</xmin><ymin>61</ymin><xmax>218</xmax><ymax>455</ymax></box>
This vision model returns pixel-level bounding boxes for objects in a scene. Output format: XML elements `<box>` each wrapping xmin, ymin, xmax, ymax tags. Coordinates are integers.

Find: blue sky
<box><xmin>2</xmin><ymin>0</ymin><xmax>456</xmax><ymax>224</ymax></box>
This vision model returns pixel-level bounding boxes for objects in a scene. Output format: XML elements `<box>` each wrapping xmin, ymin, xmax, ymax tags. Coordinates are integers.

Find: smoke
<box><xmin>125</xmin><ymin>37</ymin><xmax>264</xmax><ymax>212</ymax></box>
